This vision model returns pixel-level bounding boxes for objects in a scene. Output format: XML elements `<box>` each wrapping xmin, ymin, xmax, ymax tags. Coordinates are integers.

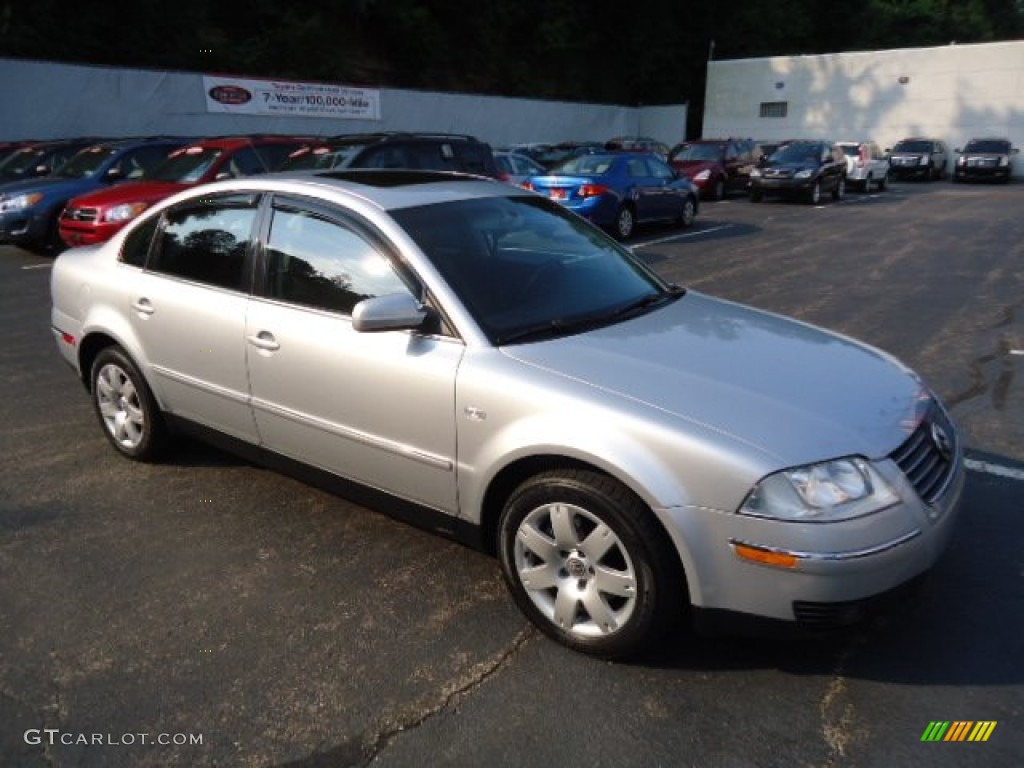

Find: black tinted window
<box><xmin>150</xmin><ymin>196</ymin><xmax>258</xmax><ymax>290</ymax></box>
<box><xmin>119</xmin><ymin>216</ymin><xmax>159</xmax><ymax>267</ymax></box>
<box><xmin>226</xmin><ymin>147</ymin><xmax>266</xmax><ymax>177</ymax></box>
<box><xmin>265</xmin><ymin>207</ymin><xmax>410</xmax><ymax>314</ymax></box>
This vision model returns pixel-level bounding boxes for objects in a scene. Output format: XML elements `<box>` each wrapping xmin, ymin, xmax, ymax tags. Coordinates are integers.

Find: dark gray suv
<box><xmin>748</xmin><ymin>140</ymin><xmax>847</xmax><ymax>204</ymax></box>
<box><xmin>887</xmin><ymin>138</ymin><xmax>948</xmax><ymax>181</ymax></box>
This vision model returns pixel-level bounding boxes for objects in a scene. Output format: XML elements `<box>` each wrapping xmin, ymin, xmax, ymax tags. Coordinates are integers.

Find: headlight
<box><xmin>794</xmin><ymin>169</ymin><xmax>813</xmax><ymax>179</ymax></box>
<box><xmin>0</xmin><ymin>192</ymin><xmax>44</xmax><ymax>212</ymax></box>
<box><xmin>919</xmin><ymin>156</ymin><xmax>929</xmax><ymax>166</ymax></box>
<box><xmin>695</xmin><ymin>169</ymin><xmax>711</xmax><ymax>180</ymax></box>
<box><xmin>750</xmin><ymin>168</ymin><xmax>762</xmax><ymax>178</ymax></box>
<box><xmin>957</xmin><ymin>156</ymin><xmax>966</xmax><ymax>166</ymax></box>
<box><xmin>103</xmin><ymin>202</ymin><xmax>148</xmax><ymax>223</ymax></box>
<box><xmin>998</xmin><ymin>155</ymin><xmax>1009</xmax><ymax>167</ymax></box>
<box><xmin>739</xmin><ymin>457</ymin><xmax>899</xmax><ymax>522</ymax></box>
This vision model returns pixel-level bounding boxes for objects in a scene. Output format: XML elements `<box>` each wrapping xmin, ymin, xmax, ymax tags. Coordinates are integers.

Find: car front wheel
<box><xmin>91</xmin><ymin>346</ymin><xmax>167</xmax><ymax>461</ymax></box>
<box><xmin>808</xmin><ymin>181</ymin><xmax>822</xmax><ymax>204</ymax></box>
<box><xmin>498</xmin><ymin>469</ymin><xmax>684</xmax><ymax>658</ymax></box>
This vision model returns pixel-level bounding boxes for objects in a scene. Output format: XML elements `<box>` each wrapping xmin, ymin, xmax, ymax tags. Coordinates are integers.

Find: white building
<box><xmin>702</xmin><ymin>39</ymin><xmax>1024</xmax><ymax>175</ymax></box>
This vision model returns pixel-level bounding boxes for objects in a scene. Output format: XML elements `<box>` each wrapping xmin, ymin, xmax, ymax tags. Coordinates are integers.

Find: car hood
<box><xmin>501</xmin><ymin>292</ymin><xmax>924</xmax><ymax>468</ymax></box>
<box><xmin>68</xmin><ymin>181</ymin><xmax>190</xmax><ymax>209</ymax></box>
<box><xmin>673</xmin><ymin>160</ymin><xmax>720</xmax><ymax>175</ymax></box>
<box><xmin>762</xmin><ymin>159</ymin><xmax>819</xmax><ymax>173</ymax></box>
<box><xmin>0</xmin><ymin>175</ymin><xmax>97</xmax><ymax>201</ymax></box>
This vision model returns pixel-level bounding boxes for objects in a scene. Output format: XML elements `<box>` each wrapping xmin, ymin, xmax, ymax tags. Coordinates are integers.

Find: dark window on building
<box><xmin>759</xmin><ymin>102</ymin><xmax>788</xmax><ymax>118</ymax></box>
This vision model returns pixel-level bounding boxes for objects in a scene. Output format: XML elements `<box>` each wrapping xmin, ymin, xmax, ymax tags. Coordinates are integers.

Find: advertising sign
<box><xmin>203</xmin><ymin>76</ymin><xmax>381</xmax><ymax>120</ymax></box>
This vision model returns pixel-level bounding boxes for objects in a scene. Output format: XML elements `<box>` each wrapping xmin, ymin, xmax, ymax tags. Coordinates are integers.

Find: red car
<box><xmin>667</xmin><ymin>138</ymin><xmax>763</xmax><ymax>200</ymax></box>
<box><xmin>59</xmin><ymin>135</ymin><xmax>309</xmax><ymax>247</ymax></box>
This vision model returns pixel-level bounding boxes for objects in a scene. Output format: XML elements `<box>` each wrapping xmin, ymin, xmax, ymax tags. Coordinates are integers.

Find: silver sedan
<box><xmin>51</xmin><ymin>170</ymin><xmax>964</xmax><ymax>658</ymax></box>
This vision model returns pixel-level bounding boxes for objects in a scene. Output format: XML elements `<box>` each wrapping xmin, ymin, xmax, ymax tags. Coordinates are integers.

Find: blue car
<box><xmin>0</xmin><ymin>137</ymin><xmax>185</xmax><ymax>253</ymax></box>
<box><xmin>525</xmin><ymin>152</ymin><xmax>699</xmax><ymax>240</ymax></box>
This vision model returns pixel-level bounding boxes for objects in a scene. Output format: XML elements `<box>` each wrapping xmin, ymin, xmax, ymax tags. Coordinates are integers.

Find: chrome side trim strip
<box><xmin>730</xmin><ymin>528</ymin><xmax>922</xmax><ymax>562</ymax></box>
<box><xmin>251</xmin><ymin>397</ymin><xmax>454</xmax><ymax>472</ymax></box>
<box><xmin>151</xmin><ymin>365</ymin><xmax>250</xmax><ymax>405</ymax></box>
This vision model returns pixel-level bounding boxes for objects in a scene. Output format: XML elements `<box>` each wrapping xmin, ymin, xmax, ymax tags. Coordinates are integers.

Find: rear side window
<box><xmin>119</xmin><ymin>216</ymin><xmax>159</xmax><ymax>267</ymax></box>
<box><xmin>148</xmin><ymin>195</ymin><xmax>258</xmax><ymax>291</ymax></box>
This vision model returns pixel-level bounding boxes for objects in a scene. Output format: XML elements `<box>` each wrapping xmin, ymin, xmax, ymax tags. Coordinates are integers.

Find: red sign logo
<box><xmin>208</xmin><ymin>85</ymin><xmax>252</xmax><ymax>105</ymax></box>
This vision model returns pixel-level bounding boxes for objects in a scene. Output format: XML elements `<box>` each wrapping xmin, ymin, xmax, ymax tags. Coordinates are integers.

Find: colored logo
<box><xmin>921</xmin><ymin>721</ymin><xmax>997</xmax><ymax>742</ymax></box>
<box><xmin>208</xmin><ymin>85</ymin><xmax>252</xmax><ymax>105</ymax></box>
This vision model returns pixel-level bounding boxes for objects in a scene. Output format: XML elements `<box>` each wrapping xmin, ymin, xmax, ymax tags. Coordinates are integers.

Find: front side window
<box><xmin>265</xmin><ymin>206</ymin><xmax>411</xmax><ymax>314</ymax></box>
<box><xmin>148</xmin><ymin>195</ymin><xmax>258</xmax><ymax>291</ymax></box>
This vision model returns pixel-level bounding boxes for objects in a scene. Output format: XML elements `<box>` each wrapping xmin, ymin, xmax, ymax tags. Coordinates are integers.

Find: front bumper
<box><xmin>954</xmin><ymin>165</ymin><xmax>1011</xmax><ymax>181</ymax></box>
<box><xmin>58</xmin><ymin>219</ymin><xmax>123</xmax><ymax>247</ymax></box>
<box><xmin>0</xmin><ymin>208</ymin><xmax>49</xmax><ymax>246</ymax></box>
<box><xmin>658</xmin><ymin>451</ymin><xmax>965</xmax><ymax>626</ymax></box>
<box><xmin>750</xmin><ymin>177</ymin><xmax>817</xmax><ymax>195</ymax></box>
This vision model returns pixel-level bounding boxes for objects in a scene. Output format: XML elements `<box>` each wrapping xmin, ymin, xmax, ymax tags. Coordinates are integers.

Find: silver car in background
<box><xmin>51</xmin><ymin>170</ymin><xmax>964</xmax><ymax>658</ymax></box>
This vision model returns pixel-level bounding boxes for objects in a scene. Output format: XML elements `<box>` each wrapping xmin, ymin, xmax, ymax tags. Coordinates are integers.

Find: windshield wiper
<box><xmin>496</xmin><ymin>286</ymin><xmax>685</xmax><ymax>346</ymax></box>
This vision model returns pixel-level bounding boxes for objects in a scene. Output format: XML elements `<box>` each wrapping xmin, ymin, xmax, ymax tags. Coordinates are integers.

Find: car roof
<box><xmin>207</xmin><ymin>169</ymin><xmax>528</xmax><ymax>211</ymax></box>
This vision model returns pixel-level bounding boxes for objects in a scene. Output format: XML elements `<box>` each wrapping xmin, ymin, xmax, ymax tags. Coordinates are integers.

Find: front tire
<box><xmin>91</xmin><ymin>346</ymin><xmax>167</xmax><ymax>462</ymax></box>
<box><xmin>498</xmin><ymin>469</ymin><xmax>684</xmax><ymax>659</ymax></box>
<box><xmin>808</xmin><ymin>181</ymin><xmax>822</xmax><ymax>204</ymax></box>
<box><xmin>711</xmin><ymin>177</ymin><xmax>725</xmax><ymax>201</ymax></box>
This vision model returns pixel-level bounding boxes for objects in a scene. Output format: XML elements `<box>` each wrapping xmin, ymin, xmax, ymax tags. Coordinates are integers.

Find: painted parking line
<box><xmin>965</xmin><ymin>458</ymin><xmax>1024</xmax><ymax>482</ymax></box>
<box><xmin>631</xmin><ymin>224</ymin><xmax>734</xmax><ymax>250</ymax></box>
<box><xmin>20</xmin><ymin>263</ymin><xmax>52</xmax><ymax>270</ymax></box>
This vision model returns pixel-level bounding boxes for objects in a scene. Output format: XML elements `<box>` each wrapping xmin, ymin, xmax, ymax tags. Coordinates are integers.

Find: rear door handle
<box><xmin>131</xmin><ymin>298</ymin><xmax>155</xmax><ymax>315</ymax></box>
<box><xmin>247</xmin><ymin>332</ymin><xmax>280</xmax><ymax>351</ymax></box>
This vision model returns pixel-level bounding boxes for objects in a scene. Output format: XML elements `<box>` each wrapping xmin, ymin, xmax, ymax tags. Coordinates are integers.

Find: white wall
<box><xmin>0</xmin><ymin>58</ymin><xmax>685</xmax><ymax>149</ymax></box>
<box><xmin>703</xmin><ymin>40</ymin><xmax>1024</xmax><ymax>175</ymax></box>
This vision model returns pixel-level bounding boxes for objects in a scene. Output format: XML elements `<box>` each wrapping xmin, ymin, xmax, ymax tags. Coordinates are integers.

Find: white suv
<box><xmin>837</xmin><ymin>141</ymin><xmax>889</xmax><ymax>192</ymax></box>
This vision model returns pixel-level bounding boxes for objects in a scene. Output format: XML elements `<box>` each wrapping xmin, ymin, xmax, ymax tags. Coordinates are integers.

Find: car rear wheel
<box><xmin>613</xmin><ymin>204</ymin><xmax>635</xmax><ymax>240</ymax></box>
<box><xmin>498</xmin><ymin>469</ymin><xmax>684</xmax><ymax>659</ymax></box>
<box><xmin>91</xmin><ymin>346</ymin><xmax>167</xmax><ymax>462</ymax></box>
<box><xmin>831</xmin><ymin>177</ymin><xmax>846</xmax><ymax>201</ymax></box>
<box><xmin>677</xmin><ymin>196</ymin><xmax>696</xmax><ymax>228</ymax></box>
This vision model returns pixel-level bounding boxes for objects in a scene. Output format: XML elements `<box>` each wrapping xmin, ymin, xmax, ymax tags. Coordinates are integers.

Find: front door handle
<box><xmin>131</xmin><ymin>298</ymin><xmax>155</xmax><ymax>315</ymax></box>
<box><xmin>246</xmin><ymin>331</ymin><xmax>280</xmax><ymax>351</ymax></box>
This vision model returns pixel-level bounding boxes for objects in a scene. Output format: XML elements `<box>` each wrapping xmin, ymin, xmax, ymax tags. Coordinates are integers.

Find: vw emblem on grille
<box><xmin>930</xmin><ymin>422</ymin><xmax>953</xmax><ymax>460</ymax></box>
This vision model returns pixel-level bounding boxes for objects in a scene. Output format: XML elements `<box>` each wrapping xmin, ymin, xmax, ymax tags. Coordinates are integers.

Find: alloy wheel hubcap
<box><xmin>96</xmin><ymin>363</ymin><xmax>145</xmax><ymax>449</ymax></box>
<box><xmin>514</xmin><ymin>502</ymin><xmax>637</xmax><ymax>638</ymax></box>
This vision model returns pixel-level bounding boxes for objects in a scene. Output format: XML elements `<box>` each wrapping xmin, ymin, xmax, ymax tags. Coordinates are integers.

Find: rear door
<box><xmin>127</xmin><ymin>193</ymin><xmax>260</xmax><ymax>441</ymax></box>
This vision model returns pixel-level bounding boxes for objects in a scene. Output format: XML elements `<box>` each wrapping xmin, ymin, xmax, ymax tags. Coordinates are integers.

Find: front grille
<box><xmin>889</xmin><ymin>402</ymin><xmax>957</xmax><ymax>505</ymax></box>
<box><xmin>62</xmin><ymin>207</ymin><xmax>98</xmax><ymax>222</ymax></box>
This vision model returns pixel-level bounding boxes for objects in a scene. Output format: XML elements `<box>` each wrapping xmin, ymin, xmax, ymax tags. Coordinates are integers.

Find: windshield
<box><xmin>964</xmin><ymin>139</ymin><xmax>1010</xmax><ymax>153</ymax></box>
<box><xmin>893</xmin><ymin>141</ymin><xmax>933</xmax><ymax>154</ymax></box>
<box><xmin>839</xmin><ymin>145</ymin><xmax>860</xmax><ymax>157</ymax></box>
<box><xmin>548</xmin><ymin>155</ymin><xmax>615</xmax><ymax>176</ymax></box>
<box><xmin>147</xmin><ymin>147</ymin><xmax>223</xmax><ymax>183</ymax></box>
<box><xmin>391</xmin><ymin>195</ymin><xmax>672</xmax><ymax>345</ymax></box>
<box><xmin>669</xmin><ymin>143</ymin><xmax>723</xmax><ymax>162</ymax></box>
<box><xmin>0</xmin><ymin>147</ymin><xmax>47</xmax><ymax>175</ymax></box>
<box><xmin>278</xmin><ymin>145</ymin><xmax>364</xmax><ymax>171</ymax></box>
<box><xmin>56</xmin><ymin>147</ymin><xmax>116</xmax><ymax>178</ymax></box>
<box><xmin>769</xmin><ymin>143</ymin><xmax>821</xmax><ymax>163</ymax></box>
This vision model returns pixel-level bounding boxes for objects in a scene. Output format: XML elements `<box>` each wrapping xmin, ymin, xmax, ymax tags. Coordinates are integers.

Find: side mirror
<box><xmin>214</xmin><ymin>171</ymin><xmax>233</xmax><ymax>181</ymax></box>
<box><xmin>33</xmin><ymin>164</ymin><xmax>51</xmax><ymax>177</ymax></box>
<box><xmin>105</xmin><ymin>167</ymin><xmax>124</xmax><ymax>181</ymax></box>
<box><xmin>352</xmin><ymin>293</ymin><xmax>428</xmax><ymax>333</ymax></box>
<box><xmin>954</xmin><ymin>148</ymin><xmax>962</xmax><ymax>153</ymax></box>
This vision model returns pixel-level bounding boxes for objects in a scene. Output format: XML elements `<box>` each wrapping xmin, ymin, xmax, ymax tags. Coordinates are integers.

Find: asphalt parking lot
<box><xmin>2</xmin><ymin>180</ymin><xmax>1022</xmax><ymax>767</ymax></box>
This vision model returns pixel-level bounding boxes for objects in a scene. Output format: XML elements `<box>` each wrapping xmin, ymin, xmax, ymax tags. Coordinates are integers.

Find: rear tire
<box><xmin>90</xmin><ymin>346</ymin><xmax>167</xmax><ymax>462</ymax></box>
<box><xmin>613</xmin><ymin>204</ymin><xmax>635</xmax><ymax>240</ymax></box>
